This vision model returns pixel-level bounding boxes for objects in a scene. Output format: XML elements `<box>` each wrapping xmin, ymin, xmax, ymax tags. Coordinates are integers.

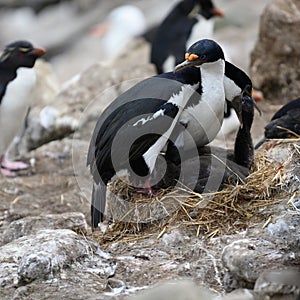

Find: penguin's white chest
<box><xmin>0</xmin><ymin>67</ymin><xmax>36</xmax><ymax>153</ymax></box>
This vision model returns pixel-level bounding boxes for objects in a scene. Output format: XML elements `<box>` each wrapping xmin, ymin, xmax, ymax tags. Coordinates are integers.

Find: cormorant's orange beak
<box><xmin>185</xmin><ymin>53</ymin><xmax>199</xmax><ymax>61</ymax></box>
<box><xmin>174</xmin><ymin>52</ymin><xmax>206</xmax><ymax>72</ymax></box>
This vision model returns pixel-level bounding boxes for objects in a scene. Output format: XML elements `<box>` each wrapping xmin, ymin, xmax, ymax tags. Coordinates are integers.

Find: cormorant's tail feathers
<box><xmin>91</xmin><ymin>182</ymin><xmax>106</xmax><ymax>229</ymax></box>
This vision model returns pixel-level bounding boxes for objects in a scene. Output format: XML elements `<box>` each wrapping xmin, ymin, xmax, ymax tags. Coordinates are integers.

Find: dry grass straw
<box><xmin>96</xmin><ymin>143</ymin><xmax>299</xmax><ymax>246</ymax></box>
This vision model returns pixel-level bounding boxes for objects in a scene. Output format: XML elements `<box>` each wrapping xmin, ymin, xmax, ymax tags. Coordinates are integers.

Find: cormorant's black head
<box><xmin>174</xmin><ymin>39</ymin><xmax>224</xmax><ymax>72</ymax></box>
<box><xmin>241</xmin><ymin>98</ymin><xmax>254</xmax><ymax>130</ymax></box>
<box><xmin>198</xmin><ymin>0</ymin><xmax>224</xmax><ymax>19</ymax></box>
<box><xmin>0</xmin><ymin>40</ymin><xmax>46</xmax><ymax>69</ymax></box>
<box><xmin>243</xmin><ymin>84</ymin><xmax>262</xmax><ymax>116</ymax></box>
<box><xmin>242</xmin><ymin>86</ymin><xmax>255</xmax><ymax>116</ymax></box>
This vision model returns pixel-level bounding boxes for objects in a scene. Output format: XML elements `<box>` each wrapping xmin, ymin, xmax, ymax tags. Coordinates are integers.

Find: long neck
<box><xmin>234</xmin><ymin>114</ymin><xmax>254</xmax><ymax>168</ymax></box>
<box><xmin>200</xmin><ymin>59</ymin><xmax>225</xmax><ymax>85</ymax></box>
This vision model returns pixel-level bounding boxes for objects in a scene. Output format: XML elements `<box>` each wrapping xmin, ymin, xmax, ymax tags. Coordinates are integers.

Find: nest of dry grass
<box><xmin>96</xmin><ymin>141</ymin><xmax>300</xmax><ymax>245</ymax></box>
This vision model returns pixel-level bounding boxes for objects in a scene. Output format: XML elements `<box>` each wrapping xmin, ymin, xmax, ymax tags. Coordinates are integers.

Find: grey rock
<box><xmin>23</xmin><ymin>111</ymin><xmax>79</xmax><ymax>153</ymax></box>
<box><xmin>18</xmin><ymin>252</ymin><xmax>52</xmax><ymax>283</ymax></box>
<box><xmin>126</xmin><ymin>280</ymin><xmax>216</xmax><ymax>300</ymax></box>
<box><xmin>2</xmin><ymin>212</ymin><xmax>88</xmax><ymax>245</ymax></box>
<box><xmin>250</xmin><ymin>0</ymin><xmax>300</xmax><ymax>103</ymax></box>
<box><xmin>161</xmin><ymin>230</ymin><xmax>186</xmax><ymax>247</ymax></box>
<box><xmin>222</xmin><ymin>209</ymin><xmax>300</xmax><ymax>292</ymax></box>
<box><xmin>222</xmin><ymin>238</ymin><xmax>278</xmax><ymax>286</ymax></box>
<box><xmin>220</xmin><ymin>288</ymin><xmax>257</xmax><ymax>300</ymax></box>
<box><xmin>107</xmin><ymin>278</ymin><xmax>126</xmax><ymax>295</ymax></box>
<box><xmin>11</xmin><ymin>286</ymin><xmax>30</xmax><ymax>300</ymax></box>
<box><xmin>266</xmin><ymin>218</ymin><xmax>292</xmax><ymax>238</ymax></box>
<box><xmin>254</xmin><ymin>268</ymin><xmax>300</xmax><ymax>297</ymax></box>
<box><xmin>0</xmin><ymin>229</ymin><xmax>114</xmax><ymax>289</ymax></box>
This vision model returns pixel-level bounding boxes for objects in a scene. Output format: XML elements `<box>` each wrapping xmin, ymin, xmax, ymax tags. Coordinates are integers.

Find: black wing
<box><xmin>87</xmin><ymin>72</ymin><xmax>201</xmax><ymax>165</ymax></box>
<box><xmin>88</xmin><ymin>98</ymin><xmax>182</xmax><ymax>180</ymax></box>
<box><xmin>265</xmin><ymin>108</ymin><xmax>300</xmax><ymax>139</ymax></box>
<box><xmin>0</xmin><ymin>82</ymin><xmax>7</xmax><ymax>104</ymax></box>
<box><xmin>271</xmin><ymin>98</ymin><xmax>300</xmax><ymax>121</ymax></box>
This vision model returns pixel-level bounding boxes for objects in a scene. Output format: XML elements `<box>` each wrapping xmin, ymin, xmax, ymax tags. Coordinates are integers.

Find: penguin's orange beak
<box><xmin>211</xmin><ymin>7</ymin><xmax>224</xmax><ymax>17</ymax></box>
<box><xmin>30</xmin><ymin>47</ymin><xmax>46</xmax><ymax>57</ymax></box>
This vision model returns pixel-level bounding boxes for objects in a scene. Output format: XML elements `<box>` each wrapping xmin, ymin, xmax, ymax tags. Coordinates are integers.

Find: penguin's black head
<box><xmin>0</xmin><ymin>40</ymin><xmax>46</xmax><ymax>69</ymax></box>
<box><xmin>198</xmin><ymin>0</ymin><xmax>224</xmax><ymax>19</ymax></box>
<box><xmin>174</xmin><ymin>39</ymin><xmax>224</xmax><ymax>72</ymax></box>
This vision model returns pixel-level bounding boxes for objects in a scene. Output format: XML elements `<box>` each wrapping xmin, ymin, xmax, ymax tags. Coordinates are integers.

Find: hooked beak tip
<box><xmin>174</xmin><ymin>60</ymin><xmax>190</xmax><ymax>73</ymax></box>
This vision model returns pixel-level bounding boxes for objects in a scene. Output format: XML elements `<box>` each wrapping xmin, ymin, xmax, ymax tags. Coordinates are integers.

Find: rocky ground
<box><xmin>0</xmin><ymin>0</ymin><xmax>300</xmax><ymax>299</ymax></box>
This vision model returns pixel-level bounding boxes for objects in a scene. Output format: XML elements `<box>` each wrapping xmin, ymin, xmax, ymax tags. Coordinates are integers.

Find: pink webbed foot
<box><xmin>1</xmin><ymin>167</ymin><xmax>17</xmax><ymax>177</ymax></box>
<box><xmin>1</xmin><ymin>158</ymin><xmax>29</xmax><ymax>171</ymax></box>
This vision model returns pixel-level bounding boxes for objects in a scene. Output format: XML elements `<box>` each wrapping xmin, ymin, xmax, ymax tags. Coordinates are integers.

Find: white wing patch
<box><xmin>143</xmin><ymin>84</ymin><xmax>199</xmax><ymax>173</ymax></box>
<box><xmin>132</xmin><ymin>108</ymin><xmax>165</xmax><ymax>127</ymax></box>
<box><xmin>152</xmin><ymin>108</ymin><xmax>165</xmax><ymax>119</ymax></box>
<box><xmin>133</xmin><ymin>83</ymin><xmax>199</xmax><ymax>128</ymax></box>
<box><xmin>132</xmin><ymin>115</ymin><xmax>152</xmax><ymax>127</ymax></box>
<box><xmin>168</xmin><ymin>83</ymin><xmax>199</xmax><ymax>107</ymax></box>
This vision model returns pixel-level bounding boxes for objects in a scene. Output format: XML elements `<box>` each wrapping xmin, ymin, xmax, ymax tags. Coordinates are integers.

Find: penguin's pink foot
<box><xmin>1</xmin><ymin>157</ymin><xmax>28</xmax><ymax>171</ymax></box>
<box><xmin>1</xmin><ymin>167</ymin><xmax>17</xmax><ymax>177</ymax></box>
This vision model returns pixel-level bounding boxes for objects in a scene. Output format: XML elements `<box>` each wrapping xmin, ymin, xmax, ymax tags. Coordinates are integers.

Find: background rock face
<box><xmin>250</xmin><ymin>0</ymin><xmax>300</xmax><ymax>103</ymax></box>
